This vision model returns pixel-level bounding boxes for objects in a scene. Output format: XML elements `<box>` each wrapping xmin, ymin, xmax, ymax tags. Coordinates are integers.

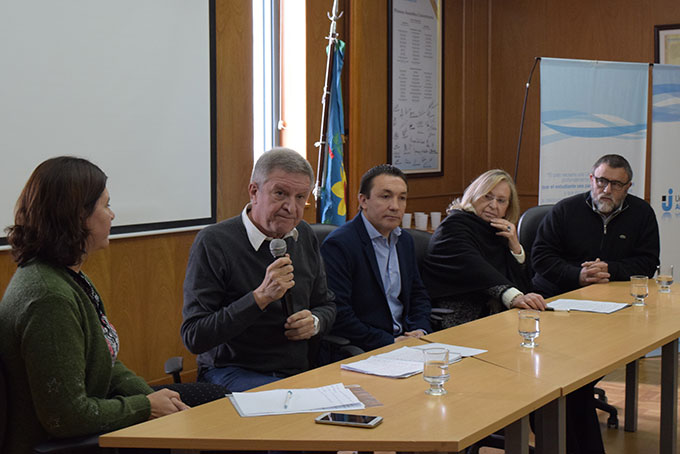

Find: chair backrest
<box><xmin>404</xmin><ymin>228</ymin><xmax>432</xmax><ymax>275</ymax></box>
<box><xmin>516</xmin><ymin>204</ymin><xmax>554</xmax><ymax>278</ymax></box>
<box><xmin>310</xmin><ymin>223</ymin><xmax>338</xmax><ymax>246</ymax></box>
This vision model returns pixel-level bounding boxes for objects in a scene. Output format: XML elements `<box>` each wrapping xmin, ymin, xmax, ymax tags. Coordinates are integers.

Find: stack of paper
<box><xmin>229</xmin><ymin>383</ymin><xmax>364</xmax><ymax>417</ymax></box>
<box><xmin>341</xmin><ymin>356</ymin><xmax>425</xmax><ymax>378</ymax></box>
<box><xmin>547</xmin><ymin>298</ymin><xmax>629</xmax><ymax>313</ymax></box>
<box><xmin>341</xmin><ymin>343</ymin><xmax>486</xmax><ymax>378</ymax></box>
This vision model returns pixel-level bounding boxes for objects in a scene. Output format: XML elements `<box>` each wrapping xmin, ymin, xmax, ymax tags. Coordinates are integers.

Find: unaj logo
<box><xmin>661</xmin><ymin>188</ymin><xmax>675</xmax><ymax>212</ymax></box>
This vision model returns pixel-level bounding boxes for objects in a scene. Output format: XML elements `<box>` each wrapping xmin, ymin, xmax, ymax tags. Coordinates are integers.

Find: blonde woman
<box><xmin>422</xmin><ymin>169</ymin><xmax>546</xmax><ymax>328</ymax></box>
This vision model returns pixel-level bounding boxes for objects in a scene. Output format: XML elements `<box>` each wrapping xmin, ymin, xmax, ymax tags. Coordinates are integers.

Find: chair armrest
<box><xmin>322</xmin><ymin>334</ymin><xmax>365</xmax><ymax>359</ymax></box>
<box><xmin>322</xmin><ymin>334</ymin><xmax>352</xmax><ymax>347</ymax></box>
<box><xmin>164</xmin><ymin>356</ymin><xmax>184</xmax><ymax>384</ymax></box>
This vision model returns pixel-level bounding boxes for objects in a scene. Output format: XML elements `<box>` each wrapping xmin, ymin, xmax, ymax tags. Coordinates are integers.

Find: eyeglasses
<box><xmin>483</xmin><ymin>193</ymin><xmax>509</xmax><ymax>206</ymax></box>
<box><xmin>593</xmin><ymin>176</ymin><xmax>630</xmax><ymax>191</ymax></box>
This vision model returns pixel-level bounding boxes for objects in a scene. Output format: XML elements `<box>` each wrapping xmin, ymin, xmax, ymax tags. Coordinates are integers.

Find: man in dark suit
<box><xmin>320</xmin><ymin>164</ymin><xmax>431</xmax><ymax>361</ymax></box>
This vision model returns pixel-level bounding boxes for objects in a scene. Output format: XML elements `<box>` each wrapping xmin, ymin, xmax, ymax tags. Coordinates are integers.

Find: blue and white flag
<box><xmin>320</xmin><ymin>40</ymin><xmax>347</xmax><ymax>225</ymax></box>
<box><xmin>651</xmin><ymin>64</ymin><xmax>680</xmax><ymax>266</ymax></box>
<box><xmin>539</xmin><ymin>58</ymin><xmax>648</xmax><ymax>204</ymax></box>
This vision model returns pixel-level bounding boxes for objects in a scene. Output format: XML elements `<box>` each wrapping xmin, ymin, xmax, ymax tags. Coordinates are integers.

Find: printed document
<box><xmin>229</xmin><ymin>383</ymin><xmax>364</xmax><ymax>417</ymax></box>
<box><xmin>341</xmin><ymin>343</ymin><xmax>485</xmax><ymax>378</ymax></box>
<box><xmin>547</xmin><ymin>299</ymin><xmax>630</xmax><ymax>313</ymax></box>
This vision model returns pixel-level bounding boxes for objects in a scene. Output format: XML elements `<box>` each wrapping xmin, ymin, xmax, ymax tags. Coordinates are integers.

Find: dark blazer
<box><xmin>320</xmin><ymin>214</ymin><xmax>432</xmax><ymax>353</ymax></box>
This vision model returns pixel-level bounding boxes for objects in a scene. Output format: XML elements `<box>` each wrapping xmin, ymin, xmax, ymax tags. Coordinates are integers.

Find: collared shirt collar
<box><xmin>360</xmin><ymin>211</ymin><xmax>402</xmax><ymax>243</ymax></box>
<box><xmin>241</xmin><ymin>204</ymin><xmax>299</xmax><ymax>252</ymax></box>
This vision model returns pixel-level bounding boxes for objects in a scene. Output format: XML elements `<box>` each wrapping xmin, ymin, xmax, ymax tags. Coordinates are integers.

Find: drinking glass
<box><xmin>655</xmin><ymin>264</ymin><xmax>674</xmax><ymax>293</ymax></box>
<box><xmin>402</xmin><ymin>213</ymin><xmax>412</xmax><ymax>229</ymax></box>
<box><xmin>423</xmin><ymin>348</ymin><xmax>449</xmax><ymax>395</ymax></box>
<box><xmin>630</xmin><ymin>275</ymin><xmax>649</xmax><ymax>306</ymax></box>
<box><xmin>414</xmin><ymin>212</ymin><xmax>429</xmax><ymax>231</ymax></box>
<box><xmin>518</xmin><ymin>310</ymin><xmax>540</xmax><ymax>348</ymax></box>
<box><xmin>430</xmin><ymin>211</ymin><xmax>442</xmax><ymax>230</ymax></box>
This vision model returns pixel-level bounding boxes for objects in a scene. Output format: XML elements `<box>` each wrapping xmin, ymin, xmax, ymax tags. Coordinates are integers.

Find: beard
<box><xmin>593</xmin><ymin>195</ymin><xmax>617</xmax><ymax>214</ymax></box>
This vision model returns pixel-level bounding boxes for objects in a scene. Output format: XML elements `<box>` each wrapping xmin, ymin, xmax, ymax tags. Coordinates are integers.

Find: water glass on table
<box><xmin>518</xmin><ymin>309</ymin><xmax>540</xmax><ymax>348</ymax></box>
<box><xmin>655</xmin><ymin>264</ymin><xmax>674</xmax><ymax>293</ymax></box>
<box><xmin>630</xmin><ymin>275</ymin><xmax>649</xmax><ymax>306</ymax></box>
<box><xmin>423</xmin><ymin>348</ymin><xmax>449</xmax><ymax>395</ymax></box>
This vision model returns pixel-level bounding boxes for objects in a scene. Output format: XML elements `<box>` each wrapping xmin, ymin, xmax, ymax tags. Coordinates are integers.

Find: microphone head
<box><xmin>269</xmin><ymin>238</ymin><xmax>287</xmax><ymax>258</ymax></box>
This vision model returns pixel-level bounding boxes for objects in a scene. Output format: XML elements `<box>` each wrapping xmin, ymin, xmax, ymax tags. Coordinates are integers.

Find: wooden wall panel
<box><xmin>215</xmin><ymin>0</ymin><xmax>253</xmax><ymax>220</ymax></box>
<box><xmin>0</xmin><ymin>251</ymin><xmax>15</xmax><ymax>297</ymax></box>
<box><xmin>347</xmin><ymin>0</ymin><xmax>390</xmax><ymax>218</ymax></box>
<box><xmin>439</xmin><ymin>0</ymin><xmax>466</xmax><ymax>208</ymax></box>
<box><xmin>488</xmin><ymin>0</ymin><xmax>545</xmax><ymax>210</ymax></box>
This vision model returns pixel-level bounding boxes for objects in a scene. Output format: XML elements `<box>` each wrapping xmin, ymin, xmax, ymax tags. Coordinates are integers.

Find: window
<box><xmin>252</xmin><ymin>0</ymin><xmax>279</xmax><ymax>161</ymax></box>
<box><xmin>253</xmin><ymin>0</ymin><xmax>306</xmax><ymax>161</ymax></box>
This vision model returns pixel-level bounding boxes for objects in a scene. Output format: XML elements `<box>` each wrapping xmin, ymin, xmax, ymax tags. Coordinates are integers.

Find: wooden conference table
<box><xmin>100</xmin><ymin>281</ymin><xmax>678</xmax><ymax>453</ymax></box>
<box><xmin>100</xmin><ymin>337</ymin><xmax>560</xmax><ymax>453</ymax></box>
<box><xmin>423</xmin><ymin>280</ymin><xmax>680</xmax><ymax>454</ymax></box>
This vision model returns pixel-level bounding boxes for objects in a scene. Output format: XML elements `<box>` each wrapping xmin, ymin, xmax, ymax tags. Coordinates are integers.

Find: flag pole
<box><xmin>313</xmin><ymin>0</ymin><xmax>343</xmax><ymax>223</ymax></box>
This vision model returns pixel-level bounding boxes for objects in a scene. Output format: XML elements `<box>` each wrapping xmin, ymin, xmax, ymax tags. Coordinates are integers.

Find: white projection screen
<box><xmin>0</xmin><ymin>0</ymin><xmax>216</xmax><ymax>246</ymax></box>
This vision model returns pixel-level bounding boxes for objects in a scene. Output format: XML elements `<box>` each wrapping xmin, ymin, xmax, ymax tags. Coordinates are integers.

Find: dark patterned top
<box><xmin>67</xmin><ymin>268</ymin><xmax>120</xmax><ymax>364</ymax></box>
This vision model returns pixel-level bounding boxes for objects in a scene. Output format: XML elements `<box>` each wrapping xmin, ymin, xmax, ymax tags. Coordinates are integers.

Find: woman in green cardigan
<box><xmin>0</xmin><ymin>156</ymin><xmax>190</xmax><ymax>454</ymax></box>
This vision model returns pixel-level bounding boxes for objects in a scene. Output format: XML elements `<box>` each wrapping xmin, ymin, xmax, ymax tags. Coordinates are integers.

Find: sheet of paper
<box><xmin>229</xmin><ymin>383</ymin><xmax>364</xmax><ymax>417</ymax></box>
<box><xmin>410</xmin><ymin>342</ymin><xmax>487</xmax><ymax>358</ymax></box>
<box><xmin>547</xmin><ymin>298</ymin><xmax>630</xmax><ymax>314</ymax></box>
<box><xmin>340</xmin><ymin>356</ymin><xmax>423</xmax><ymax>378</ymax></box>
<box><xmin>375</xmin><ymin>346</ymin><xmax>463</xmax><ymax>363</ymax></box>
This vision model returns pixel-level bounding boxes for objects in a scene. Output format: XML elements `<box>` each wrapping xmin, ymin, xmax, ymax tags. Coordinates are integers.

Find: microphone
<box><xmin>269</xmin><ymin>238</ymin><xmax>287</xmax><ymax>258</ymax></box>
<box><xmin>268</xmin><ymin>239</ymin><xmax>293</xmax><ymax>317</ymax></box>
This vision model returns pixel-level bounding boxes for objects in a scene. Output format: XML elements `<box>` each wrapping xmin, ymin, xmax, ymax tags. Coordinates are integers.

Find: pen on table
<box><xmin>283</xmin><ymin>390</ymin><xmax>293</xmax><ymax>409</ymax></box>
<box><xmin>545</xmin><ymin>307</ymin><xmax>569</xmax><ymax>312</ymax></box>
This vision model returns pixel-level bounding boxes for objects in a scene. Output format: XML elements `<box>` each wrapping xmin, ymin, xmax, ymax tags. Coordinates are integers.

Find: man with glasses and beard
<box><xmin>532</xmin><ymin>154</ymin><xmax>659</xmax><ymax>298</ymax></box>
<box><xmin>530</xmin><ymin>154</ymin><xmax>660</xmax><ymax>454</ymax></box>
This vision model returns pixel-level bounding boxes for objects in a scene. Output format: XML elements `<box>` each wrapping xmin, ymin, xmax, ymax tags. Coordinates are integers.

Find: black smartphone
<box><xmin>314</xmin><ymin>412</ymin><xmax>383</xmax><ymax>428</ymax></box>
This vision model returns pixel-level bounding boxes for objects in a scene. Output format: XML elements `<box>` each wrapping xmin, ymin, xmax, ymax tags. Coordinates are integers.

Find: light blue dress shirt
<box><xmin>360</xmin><ymin>212</ymin><xmax>403</xmax><ymax>335</ymax></box>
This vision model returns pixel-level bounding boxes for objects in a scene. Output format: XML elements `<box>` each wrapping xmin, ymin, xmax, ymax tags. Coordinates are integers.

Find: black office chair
<box><xmin>309</xmin><ymin>223</ymin><xmax>366</xmax><ymax>361</ymax></box>
<box><xmin>404</xmin><ymin>227</ymin><xmax>454</xmax><ymax>330</ymax></box>
<box><xmin>404</xmin><ymin>227</ymin><xmax>432</xmax><ymax>271</ymax></box>
<box><xmin>517</xmin><ymin>204</ymin><xmax>619</xmax><ymax>429</ymax></box>
<box><xmin>155</xmin><ymin>356</ymin><xmax>229</xmax><ymax>407</ymax></box>
<box><xmin>517</xmin><ymin>204</ymin><xmax>554</xmax><ymax>280</ymax></box>
<box><xmin>0</xmin><ymin>357</ymin><xmax>101</xmax><ymax>454</ymax></box>
<box><xmin>309</xmin><ymin>222</ymin><xmax>338</xmax><ymax>245</ymax></box>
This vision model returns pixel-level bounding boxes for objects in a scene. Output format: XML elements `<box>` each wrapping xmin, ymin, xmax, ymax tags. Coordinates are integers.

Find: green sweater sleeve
<box><xmin>19</xmin><ymin>295</ymin><xmax>151</xmax><ymax>438</ymax></box>
<box><xmin>109</xmin><ymin>360</ymin><xmax>154</xmax><ymax>396</ymax></box>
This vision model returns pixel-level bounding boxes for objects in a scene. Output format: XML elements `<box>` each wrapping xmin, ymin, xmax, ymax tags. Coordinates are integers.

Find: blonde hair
<box><xmin>447</xmin><ymin>169</ymin><xmax>520</xmax><ymax>224</ymax></box>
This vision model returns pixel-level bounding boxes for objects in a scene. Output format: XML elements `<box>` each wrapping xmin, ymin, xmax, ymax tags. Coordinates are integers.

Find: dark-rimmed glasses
<box><xmin>593</xmin><ymin>176</ymin><xmax>630</xmax><ymax>191</ymax></box>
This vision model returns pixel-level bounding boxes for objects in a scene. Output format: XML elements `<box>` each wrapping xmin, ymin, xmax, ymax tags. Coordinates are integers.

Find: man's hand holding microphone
<box><xmin>252</xmin><ymin>238</ymin><xmax>317</xmax><ymax>340</ymax></box>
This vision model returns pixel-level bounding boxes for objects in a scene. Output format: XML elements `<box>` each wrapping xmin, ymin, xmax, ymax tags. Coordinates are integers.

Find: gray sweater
<box><xmin>181</xmin><ymin>216</ymin><xmax>335</xmax><ymax>376</ymax></box>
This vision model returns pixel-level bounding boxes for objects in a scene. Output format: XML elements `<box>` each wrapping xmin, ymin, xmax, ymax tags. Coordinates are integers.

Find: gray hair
<box><xmin>251</xmin><ymin>147</ymin><xmax>314</xmax><ymax>189</ymax></box>
<box><xmin>591</xmin><ymin>154</ymin><xmax>633</xmax><ymax>182</ymax></box>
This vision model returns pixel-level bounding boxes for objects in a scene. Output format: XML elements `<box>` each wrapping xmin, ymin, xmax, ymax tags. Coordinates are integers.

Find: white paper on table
<box><xmin>375</xmin><ymin>346</ymin><xmax>463</xmax><ymax>363</ymax></box>
<box><xmin>410</xmin><ymin>342</ymin><xmax>487</xmax><ymax>357</ymax></box>
<box><xmin>547</xmin><ymin>299</ymin><xmax>630</xmax><ymax>314</ymax></box>
<box><xmin>340</xmin><ymin>356</ymin><xmax>423</xmax><ymax>378</ymax></box>
<box><xmin>229</xmin><ymin>382</ymin><xmax>364</xmax><ymax>417</ymax></box>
